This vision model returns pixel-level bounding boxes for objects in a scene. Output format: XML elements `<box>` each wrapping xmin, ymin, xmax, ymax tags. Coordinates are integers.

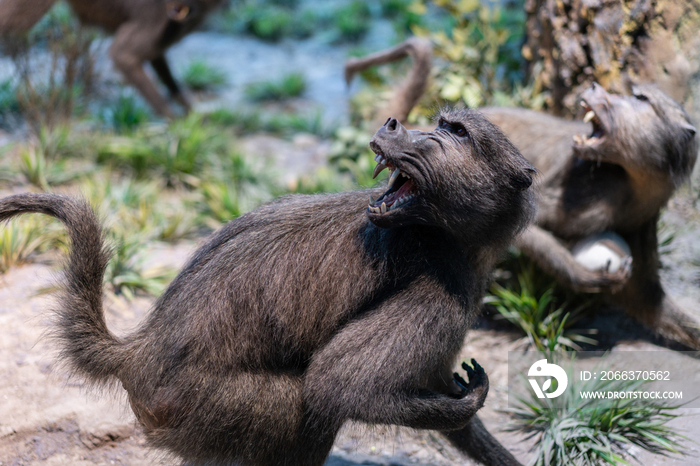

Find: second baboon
<box><xmin>0</xmin><ymin>0</ymin><xmax>224</xmax><ymax>117</ymax></box>
<box><xmin>0</xmin><ymin>111</ymin><xmax>535</xmax><ymax>465</ymax></box>
<box><xmin>346</xmin><ymin>38</ymin><xmax>700</xmax><ymax>350</ymax></box>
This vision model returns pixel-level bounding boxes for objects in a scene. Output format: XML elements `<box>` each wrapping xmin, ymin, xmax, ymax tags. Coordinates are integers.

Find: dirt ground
<box><xmin>1</xmin><ymin>186</ymin><xmax>699</xmax><ymax>466</ymax></box>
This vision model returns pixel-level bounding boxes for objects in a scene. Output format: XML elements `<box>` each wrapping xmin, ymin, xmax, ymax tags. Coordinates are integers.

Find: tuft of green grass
<box><xmin>245</xmin><ymin>72</ymin><xmax>306</xmax><ymax>102</ymax></box>
<box><xmin>81</xmin><ymin>176</ymin><xmax>199</xmax><ymax>243</ymax></box>
<box><xmin>507</xmin><ymin>363</ymin><xmax>687</xmax><ymax>465</ymax></box>
<box><xmin>16</xmin><ymin>126</ymin><xmax>89</xmax><ymax>190</ymax></box>
<box><xmin>0</xmin><ymin>217</ymin><xmax>55</xmax><ymax>273</ymax></box>
<box><xmin>97</xmin><ymin>114</ymin><xmax>227</xmax><ymax>185</ymax></box>
<box><xmin>246</xmin><ymin>5</ymin><xmax>294</xmax><ymax>42</ymax></box>
<box><xmin>485</xmin><ymin>265</ymin><xmax>597</xmax><ymax>352</ymax></box>
<box><xmin>333</xmin><ymin>1</ymin><xmax>372</xmax><ymax>42</ymax></box>
<box><xmin>99</xmin><ymin>94</ymin><xmax>151</xmax><ymax>133</ymax></box>
<box><xmin>289</xmin><ymin>166</ymin><xmax>351</xmax><ymax>195</ymax></box>
<box><xmin>182</xmin><ymin>60</ymin><xmax>227</xmax><ymax>92</ymax></box>
<box><xmin>102</xmin><ymin>231</ymin><xmax>175</xmax><ymax>299</ymax></box>
<box><xmin>198</xmin><ymin>151</ymin><xmax>278</xmax><ymax>226</ymax></box>
<box><xmin>205</xmin><ymin>108</ymin><xmax>330</xmax><ymax>138</ymax></box>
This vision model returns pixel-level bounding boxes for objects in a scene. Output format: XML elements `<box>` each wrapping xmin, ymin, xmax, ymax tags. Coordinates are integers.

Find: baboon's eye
<box><xmin>439</xmin><ymin>120</ymin><xmax>449</xmax><ymax>130</ymax></box>
<box><xmin>455</xmin><ymin>125</ymin><xmax>467</xmax><ymax>137</ymax></box>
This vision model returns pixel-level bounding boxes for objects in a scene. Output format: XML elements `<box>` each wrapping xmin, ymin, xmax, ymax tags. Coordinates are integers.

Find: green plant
<box><xmin>246</xmin><ymin>5</ymin><xmax>294</xmax><ymax>41</ymax></box>
<box><xmin>81</xmin><ymin>176</ymin><xmax>199</xmax><ymax>242</ymax></box>
<box><xmin>407</xmin><ymin>0</ymin><xmax>543</xmax><ymax>116</ymax></box>
<box><xmin>245</xmin><ymin>72</ymin><xmax>306</xmax><ymax>102</ymax></box>
<box><xmin>206</xmin><ymin>108</ymin><xmax>330</xmax><ymax>138</ymax></box>
<box><xmin>0</xmin><ymin>217</ymin><xmax>51</xmax><ymax>273</ymax></box>
<box><xmin>99</xmin><ymin>94</ymin><xmax>151</xmax><ymax>132</ymax></box>
<box><xmin>266</xmin><ymin>110</ymin><xmax>330</xmax><ymax>137</ymax></box>
<box><xmin>198</xmin><ymin>151</ymin><xmax>278</xmax><ymax>225</ymax></box>
<box><xmin>333</xmin><ymin>1</ymin><xmax>372</xmax><ymax>42</ymax></box>
<box><xmin>328</xmin><ymin>126</ymin><xmax>388</xmax><ymax>188</ymax></box>
<box><xmin>16</xmin><ymin>126</ymin><xmax>87</xmax><ymax>190</ymax></box>
<box><xmin>97</xmin><ymin>114</ymin><xmax>227</xmax><ymax>185</ymax></box>
<box><xmin>182</xmin><ymin>60</ymin><xmax>227</xmax><ymax>92</ymax></box>
<box><xmin>207</xmin><ymin>0</ymin><xmax>315</xmax><ymax>39</ymax></box>
<box><xmin>486</xmin><ymin>265</ymin><xmax>597</xmax><ymax>352</ymax></box>
<box><xmin>507</xmin><ymin>363</ymin><xmax>687</xmax><ymax>465</ymax></box>
<box><xmin>289</xmin><ymin>166</ymin><xmax>352</xmax><ymax>195</ymax></box>
<box><xmin>102</xmin><ymin>230</ymin><xmax>175</xmax><ymax>299</ymax></box>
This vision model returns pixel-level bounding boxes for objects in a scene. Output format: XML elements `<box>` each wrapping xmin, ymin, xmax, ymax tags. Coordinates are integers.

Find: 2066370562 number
<box><xmin>599</xmin><ymin>371</ymin><xmax>671</xmax><ymax>381</ymax></box>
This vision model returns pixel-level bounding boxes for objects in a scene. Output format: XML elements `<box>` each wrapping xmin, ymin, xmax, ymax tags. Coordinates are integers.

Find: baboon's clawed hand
<box><xmin>0</xmin><ymin>109</ymin><xmax>531</xmax><ymax>466</ymax></box>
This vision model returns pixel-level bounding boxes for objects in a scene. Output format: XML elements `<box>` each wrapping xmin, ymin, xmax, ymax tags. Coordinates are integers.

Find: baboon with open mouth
<box><xmin>346</xmin><ymin>39</ymin><xmax>700</xmax><ymax>350</ymax></box>
<box><xmin>0</xmin><ymin>111</ymin><xmax>534</xmax><ymax>465</ymax></box>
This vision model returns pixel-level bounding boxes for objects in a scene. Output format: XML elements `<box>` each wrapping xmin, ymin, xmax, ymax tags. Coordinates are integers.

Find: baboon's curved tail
<box><xmin>0</xmin><ymin>193</ymin><xmax>123</xmax><ymax>384</ymax></box>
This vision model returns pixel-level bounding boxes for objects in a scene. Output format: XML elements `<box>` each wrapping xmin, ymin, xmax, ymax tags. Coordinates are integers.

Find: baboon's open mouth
<box><xmin>367</xmin><ymin>149</ymin><xmax>417</xmax><ymax>214</ymax></box>
<box><xmin>574</xmin><ymin>101</ymin><xmax>606</xmax><ymax>146</ymax></box>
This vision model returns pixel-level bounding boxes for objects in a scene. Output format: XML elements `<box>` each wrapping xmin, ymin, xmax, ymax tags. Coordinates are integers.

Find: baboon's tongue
<box><xmin>382</xmin><ymin>179</ymin><xmax>415</xmax><ymax>206</ymax></box>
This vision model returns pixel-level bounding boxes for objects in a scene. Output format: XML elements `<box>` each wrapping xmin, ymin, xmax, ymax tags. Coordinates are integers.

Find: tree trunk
<box><xmin>523</xmin><ymin>0</ymin><xmax>700</xmax><ymax>117</ymax></box>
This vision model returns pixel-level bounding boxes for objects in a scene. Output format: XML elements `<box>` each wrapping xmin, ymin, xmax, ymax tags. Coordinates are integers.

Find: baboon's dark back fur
<box><xmin>0</xmin><ymin>110</ymin><xmax>534</xmax><ymax>465</ymax></box>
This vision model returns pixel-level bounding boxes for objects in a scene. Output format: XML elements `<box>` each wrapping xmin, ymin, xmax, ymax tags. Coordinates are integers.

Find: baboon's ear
<box><xmin>166</xmin><ymin>1</ymin><xmax>191</xmax><ymax>21</ymax></box>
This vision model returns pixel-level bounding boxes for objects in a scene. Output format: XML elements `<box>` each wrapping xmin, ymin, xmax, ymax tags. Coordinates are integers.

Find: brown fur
<box><xmin>347</xmin><ymin>38</ymin><xmax>700</xmax><ymax>349</ymax></box>
<box><xmin>0</xmin><ymin>0</ymin><xmax>224</xmax><ymax>117</ymax></box>
<box><xmin>0</xmin><ymin>111</ymin><xmax>534</xmax><ymax>465</ymax></box>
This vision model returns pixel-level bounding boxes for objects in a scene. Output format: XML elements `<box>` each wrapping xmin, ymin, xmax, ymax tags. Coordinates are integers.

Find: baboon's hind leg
<box><xmin>442</xmin><ymin>415</ymin><xmax>522</xmax><ymax>466</ymax></box>
<box><xmin>615</xmin><ymin>217</ymin><xmax>700</xmax><ymax>350</ymax></box>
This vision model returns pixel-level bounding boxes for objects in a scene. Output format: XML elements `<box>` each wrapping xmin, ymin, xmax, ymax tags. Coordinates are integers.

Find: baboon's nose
<box><xmin>384</xmin><ymin>117</ymin><xmax>399</xmax><ymax>132</ymax></box>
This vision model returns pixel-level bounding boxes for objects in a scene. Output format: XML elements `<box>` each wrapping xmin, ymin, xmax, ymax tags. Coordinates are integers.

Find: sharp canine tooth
<box><xmin>372</xmin><ymin>163</ymin><xmax>387</xmax><ymax>179</ymax></box>
<box><xmin>388</xmin><ymin>169</ymin><xmax>400</xmax><ymax>188</ymax></box>
<box><xmin>583</xmin><ymin>111</ymin><xmax>595</xmax><ymax>123</ymax></box>
<box><xmin>369</xmin><ymin>195</ymin><xmax>375</xmax><ymax>205</ymax></box>
<box><xmin>381</xmin><ymin>202</ymin><xmax>387</xmax><ymax>213</ymax></box>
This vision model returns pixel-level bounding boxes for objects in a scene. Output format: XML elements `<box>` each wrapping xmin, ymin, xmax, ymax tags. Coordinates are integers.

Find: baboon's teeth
<box><xmin>583</xmin><ymin>110</ymin><xmax>595</xmax><ymax>123</ymax></box>
<box><xmin>372</xmin><ymin>163</ymin><xmax>387</xmax><ymax>179</ymax></box>
<box><xmin>387</xmin><ymin>169</ymin><xmax>401</xmax><ymax>189</ymax></box>
<box><xmin>389</xmin><ymin>193</ymin><xmax>414</xmax><ymax>211</ymax></box>
<box><xmin>573</xmin><ymin>134</ymin><xmax>584</xmax><ymax>145</ymax></box>
<box><xmin>373</xmin><ymin>153</ymin><xmax>387</xmax><ymax>165</ymax></box>
<box><xmin>381</xmin><ymin>202</ymin><xmax>387</xmax><ymax>214</ymax></box>
<box><xmin>368</xmin><ymin>195</ymin><xmax>375</xmax><ymax>206</ymax></box>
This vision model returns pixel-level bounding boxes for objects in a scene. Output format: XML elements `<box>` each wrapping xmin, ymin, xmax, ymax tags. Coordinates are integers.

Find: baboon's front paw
<box><xmin>599</xmin><ymin>256</ymin><xmax>632</xmax><ymax>293</ymax></box>
<box><xmin>453</xmin><ymin>359</ymin><xmax>488</xmax><ymax>403</ymax></box>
